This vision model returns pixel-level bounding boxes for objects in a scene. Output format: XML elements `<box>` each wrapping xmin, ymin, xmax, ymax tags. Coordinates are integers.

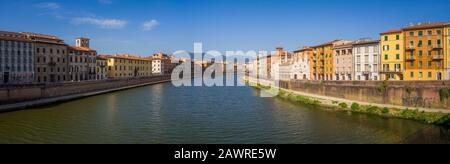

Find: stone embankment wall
<box><xmin>250</xmin><ymin>77</ymin><xmax>450</xmax><ymax>110</ymax></box>
<box><xmin>0</xmin><ymin>75</ymin><xmax>171</xmax><ymax>105</ymax></box>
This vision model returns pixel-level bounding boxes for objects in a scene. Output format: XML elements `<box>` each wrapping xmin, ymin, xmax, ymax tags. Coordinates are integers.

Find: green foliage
<box><xmin>339</xmin><ymin>102</ymin><xmax>348</xmax><ymax>109</ymax></box>
<box><xmin>439</xmin><ymin>88</ymin><xmax>450</xmax><ymax>102</ymax></box>
<box><xmin>351</xmin><ymin>103</ymin><xmax>361</xmax><ymax>111</ymax></box>
<box><xmin>404</xmin><ymin>84</ymin><xmax>415</xmax><ymax>95</ymax></box>
<box><xmin>332</xmin><ymin>101</ymin><xmax>339</xmax><ymax>104</ymax></box>
<box><xmin>382</xmin><ymin>107</ymin><xmax>390</xmax><ymax>114</ymax></box>
<box><xmin>304</xmin><ymin>81</ymin><xmax>311</xmax><ymax>89</ymax></box>
<box><xmin>377</xmin><ymin>81</ymin><xmax>389</xmax><ymax>93</ymax></box>
<box><xmin>366</xmin><ymin>106</ymin><xmax>381</xmax><ymax>113</ymax></box>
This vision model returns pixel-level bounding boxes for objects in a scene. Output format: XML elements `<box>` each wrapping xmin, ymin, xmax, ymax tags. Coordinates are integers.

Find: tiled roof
<box><xmin>352</xmin><ymin>40</ymin><xmax>380</xmax><ymax>45</ymax></box>
<box><xmin>294</xmin><ymin>47</ymin><xmax>313</xmax><ymax>52</ymax></box>
<box><xmin>100</xmin><ymin>54</ymin><xmax>152</xmax><ymax>61</ymax></box>
<box><xmin>311</xmin><ymin>40</ymin><xmax>340</xmax><ymax>48</ymax></box>
<box><xmin>69</xmin><ymin>46</ymin><xmax>96</xmax><ymax>52</ymax></box>
<box><xmin>380</xmin><ymin>29</ymin><xmax>402</xmax><ymax>35</ymax></box>
<box><xmin>402</xmin><ymin>22</ymin><xmax>449</xmax><ymax>31</ymax></box>
<box><xmin>0</xmin><ymin>31</ymin><xmax>32</xmax><ymax>42</ymax></box>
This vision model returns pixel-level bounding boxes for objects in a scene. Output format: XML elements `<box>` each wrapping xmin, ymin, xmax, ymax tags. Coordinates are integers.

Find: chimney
<box><xmin>276</xmin><ymin>47</ymin><xmax>284</xmax><ymax>56</ymax></box>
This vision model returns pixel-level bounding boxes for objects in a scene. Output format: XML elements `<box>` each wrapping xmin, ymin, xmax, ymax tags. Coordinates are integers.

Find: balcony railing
<box><xmin>433</xmin><ymin>55</ymin><xmax>444</xmax><ymax>60</ymax></box>
<box><xmin>406</xmin><ymin>45</ymin><xmax>415</xmax><ymax>51</ymax></box>
<box><xmin>433</xmin><ymin>44</ymin><xmax>443</xmax><ymax>50</ymax></box>
<box><xmin>405</xmin><ymin>56</ymin><xmax>416</xmax><ymax>61</ymax></box>
<box><xmin>380</xmin><ymin>68</ymin><xmax>402</xmax><ymax>73</ymax></box>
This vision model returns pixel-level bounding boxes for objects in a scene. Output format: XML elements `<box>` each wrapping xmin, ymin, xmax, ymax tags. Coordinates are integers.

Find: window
<box><xmin>410</xmin><ymin>72</ymin><xmax>414</xmax><ymax>78</ymax></box>
<box><xmin>428</xmin><ymin>30</ymin><xmax>432</xmax><ymax>35</ymax></box>
<box><xmin>385</xmin><ymin>55</ymin><xmax>388</xmax><ymax>60</ymax></box>
<box><xmin>396</xmin><ymin>44</ymin><xmax>400</xmax><ymax>50</ymax></box>
<box><xmin>383</xmin><ymin>45</ymin><xmax>389</xmax><ymax>51</ymax></box>
<box><xmin>410</xmin><ymin>61</ymin><xmax>414</xmax><ymax>67</ymax></box>
<box><xmin>384</xmin><ymin>36</ymin><xmax>388</xmax><ymax>41</ymax></box>
<box><xmin>419</xmin><ymin>72</ymin><xmax>423</xmax><ymax>78</ymax></box>
<box><xmin>409</xmin><ymin>32</ymin><xmax>414</xmax><ymax>36</ymax></box>
<box><xmin>409</xmin><ymin>41</ymin><xmax>414</xmax><ymax>47</ymax></box>
<box><xmin>419</xmin><ymin>61</ymin><xmax>423</xmax><ymax>67</ymax></box>
<box><xmin>418</xmin><ymin>40</ymin><xmax>423</xmax><ymax>46</ymax></box>
<box><xmin>437</xmin><ymin>30</ymin><xmax>442</xmax><ymax>35</ymax></box>
<box><xmin>396</xmin><ymin>54</ymin><xmax>400</xmax><ymax>60</ymax></box>
<box><xmin>428</xmin><ymin>61</ymin><xmax>432</xmax><ymax>67</ymax></box>
<box><xmin>396</xmin><ymin>35</ymin><xmax>400</xmax><ymax>40</ymax></box>
<box><xmin>428</xmin><ymin>72</ymin><xmax>432</xmax><ymax>78</ymax></box>
<box><xmin>428</xmin><ymin>51</ymin><xmax>432</xmax><ymax>56</ymax></box>
<box><xmin>428</xmin><ymin>40</ymin><xmax>432</xmax><ymax>46</ymax></box>
<box><xmin>418</xmin><ymin>31</ymin><xmax>423</xmax><ymax>36</ymax></box>
<box><xmin>437</xmin><ymin>39</ymin><xmax>441</xmax><ymax>46</ymax></box>
<box><xmin>419</xmin><ymin>51</ymin><xmax>423</xmax><ymax>56</ymax></box>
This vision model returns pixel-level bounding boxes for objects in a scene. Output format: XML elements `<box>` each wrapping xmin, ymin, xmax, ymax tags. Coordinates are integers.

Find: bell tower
<box><xmin>76</xmin><ymin>37</ymin><xmax>90</xmax><ymax>48</ymax></box>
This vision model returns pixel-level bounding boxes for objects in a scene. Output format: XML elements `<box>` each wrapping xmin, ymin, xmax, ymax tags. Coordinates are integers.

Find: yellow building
<box><xmin>310</xmin><ymin>40</ymin><xmax>352</xmax><ymax>81</ymax></box>
<box><xmin>380</xmin><ymin>29</ymin><xmax>404</xmax><ymax>80</ymax></box>
<box><xmin>102</xmin><ymin>54</ymin><xmax>152</xmax><ymax>79</ymax></box>
<box><xmin>446</xmin><ymin>23</ymin><xmax>450</xmax><ymax>79</ymax></box>
<box><xmin>311</xmin><ymin>41</ymin><xmax>337</xmax><ymax>81</ymax></box>
<box><xmin>403</xmin><ymin>22</ymin><xmax>447</xmax><ymax>81</ymax></box>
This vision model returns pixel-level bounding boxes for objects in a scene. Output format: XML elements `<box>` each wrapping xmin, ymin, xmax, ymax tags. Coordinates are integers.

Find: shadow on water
<box><xmin>406</xmin><ymin>126</ymin><xmax>450</xmax><ymax>144</ymax></box>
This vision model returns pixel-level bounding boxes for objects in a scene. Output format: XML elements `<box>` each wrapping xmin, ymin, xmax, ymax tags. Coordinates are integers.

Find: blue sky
<box><xmin>1</xmin><ymin>0</ymin><xmax>449</xmax><ymax>56</ymax></box>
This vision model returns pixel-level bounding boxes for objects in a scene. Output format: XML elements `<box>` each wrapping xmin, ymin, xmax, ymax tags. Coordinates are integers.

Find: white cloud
<box><xmin>142</xmin><ymin>20</ymin><xmax>160</xmax><ymax>31</ymax></box>
<box><xmin>73</xmin><ymin>17</ymin><xmax>128</xmax><ymax>29</ymax></box>
<box><xmin>36</xmin><ymin>2</ymin><xmax>61</xmax><ymax>10</ymax></box>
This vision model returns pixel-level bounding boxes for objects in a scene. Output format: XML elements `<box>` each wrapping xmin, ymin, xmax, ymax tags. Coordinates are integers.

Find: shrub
<box><xmin>366</xmin><ymin>106</ymin><xmax>380</xmax><ymax>113</ymax></box>
<box><xmin>382</xmin><ymin>107</ymin><xmax>390</xmax><ymax>114</ymax></box>
<box><xmin>339</xmin><ymin>102</ymin><xmax>348</xmax><ymax>109</ymax></box>
<box><xmin>351</xmin><ymin>103</ymin><xmax>361</xmax><ymax>111</ymax></box>
<box><xmin>439</xmin><ymin>88</ymin><xmax>450</xmax><ymax>102</ymax></box>
<box><xmin>377</xmin><ymin>81</ymin><xmax>389</xmax><ymax>93</ymax></box>
<box><xmin>332</xmin><ymin>101</ymin><xmax>339</xmax><ymax>104</ymax></box>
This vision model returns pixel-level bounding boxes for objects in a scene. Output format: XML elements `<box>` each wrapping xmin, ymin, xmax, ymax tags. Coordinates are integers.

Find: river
<box><xmin>0</xmin><ymin>76</ymin><xmax>449</xmax><ymax>144</ymax></box>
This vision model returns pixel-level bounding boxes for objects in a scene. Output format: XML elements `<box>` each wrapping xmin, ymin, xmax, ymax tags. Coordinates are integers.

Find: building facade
<box><xmin>380</xmin><ymin>29</ymin><xmax>404</xmax><ymax>80</ymax></box>
<box><xmin>104</xmin><ymin>54</ymin><xmax>152</xmax><ymax>79</ymax></box>
<box><xmin>333</xmin><ymin>42</ymin><xmax>354</xmax><ymax>81</ymax></box>
<box><xmin>403</xmin><ymin>23</ymin><xmax>446</xmax><ymax>80</ymax></box>
<box><xmin>353</xmin><ymin>40</ymin><xmax>381</xmax><ymax>81</ymax></box>
<box><xmin>291</xmin><ymin>47</ymin><xmax>311</xmax><ymax>80</ymax></box>
<box><xmin>150</xmin><ymin>53</ymin><xmax>172</xmax><ymax>75</ymax></box>
<box><xmin>96</xmin><ymin>56</ymin><xmax>108</xmax><ymax>80</ymax></box>
<box><xmin>444</xmin><ymin>23</ymin><xmax>450</xmax><ymax>79</ymax></box>
<box><xmin>68</xmin><ymin>38</ymin><xmax>97</xmax><ymax>82</ymax></box>
<box><xmin>0</xmin><ymin>31</ymin><xmax>35</xmax><ymax>85</ymax></box>
<box><xmin>311</xmin><ymin>40</ymin><xmax>352</xmax><ymax>81</ymax></box>
<box><xmin>23</xmin><ymin>32</ymin><xmax>69</xmax><ymax>84</ymax></box>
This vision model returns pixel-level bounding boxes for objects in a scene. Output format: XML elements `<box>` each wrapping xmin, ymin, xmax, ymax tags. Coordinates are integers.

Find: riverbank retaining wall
<box><xmin>0</xmin><ymin>75</ymin><xmax>171</xmax><ymax>105</ymax></box>
<box><xmin>249</xmin><ymin>77</ymin><xmax>450</xmax><ymax>110</ymax></box>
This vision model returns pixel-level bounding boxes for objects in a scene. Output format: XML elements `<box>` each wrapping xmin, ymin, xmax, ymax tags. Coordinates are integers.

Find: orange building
<box><xmin>403</xmin><ymin>22</ymin><xmax>447</xmax><ymax>80</ymax></box>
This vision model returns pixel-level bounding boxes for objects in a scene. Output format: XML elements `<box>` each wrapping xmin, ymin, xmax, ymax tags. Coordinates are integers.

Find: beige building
<box><xmin>22</xmin><ymin>32</ymin><xmax>69</xmax><ymax>84</ymax></box>
<box><xmin>103</xmin><ymin>54</ymin><xmax>152</xmax><ymax>79</ymax></box>
<box><xmin>334</xmin><ymin>41</ymin><xmax>354</xmax><ymax>81</ymax></box>
<box><xmin>96</xmin><ymin>56</ymin><xmax>108</xmax><ymax>80</ymax></box>
<box><xmin>0</xmin><ymin>31</ymin><xmax>35</xmax><ymax>85</ymax></box>
<box><xmin>68</xmin><ymin>38</ymin><xmax>97</xmax><ymax>82</ymax></box>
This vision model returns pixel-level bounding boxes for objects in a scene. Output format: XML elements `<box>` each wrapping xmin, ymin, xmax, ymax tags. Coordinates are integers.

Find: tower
<box><xmin>76</xmin><ymin>38</ymin><xmax>90</xmax><ymax>48</ymax></box>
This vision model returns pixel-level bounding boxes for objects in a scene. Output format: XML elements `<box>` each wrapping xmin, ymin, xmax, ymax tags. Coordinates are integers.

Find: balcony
<box><xmin>432</xmin><ymin>44</ymin><xmax>443</xmax><ymax>50</ymax></box>
<box><xmin>406</xmin><ymin>45</ymin><xmax>415</xmax><ymax>51</ymax></box>
<box><xmin>433</xmin><ymin>55</ymin><xmax>444</xmax><ymax>60</ymax></box>
<box><xmin>405</xmin><ymin>56</ymin><xmax>416</xmax><ymax>61</ymax></box>
<box><xmin>380</xmin><ymin>68</ymin><xmax>402</xmax><ymax>74</ymax></box>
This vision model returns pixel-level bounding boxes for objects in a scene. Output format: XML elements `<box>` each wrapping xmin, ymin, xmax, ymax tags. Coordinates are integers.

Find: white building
<box><xmin>353</xmin><ymin>40</ymin><xmax>381</xmax><ymax>81</ymax></box>
<box><xmin>151</xmin><ymin>53</ymin><xmax>172</xmax><ymax>75</ymax></box>
<box><xmin>0</xmin><ymin>31</ymin><xmax>35</xmax><ymax>85</ymax></box>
